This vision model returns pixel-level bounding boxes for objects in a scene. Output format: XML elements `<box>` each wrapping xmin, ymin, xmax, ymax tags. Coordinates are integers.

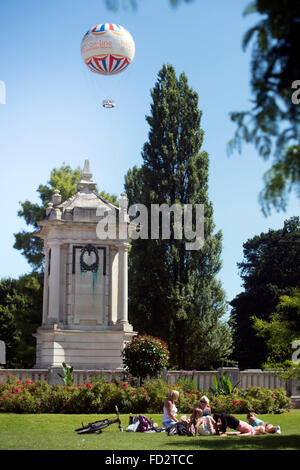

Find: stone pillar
<box><xmin>42</xmin><ymin>247</ymin><xmax>50</xmax><ymax>325</ymax></box>
<box><xmin>48</xmin><ymin>366</ymin><xmax>64</xmax><ymax>385</ymax></box>
<box><xmin>109</xmin><ymin>246</ymin><xmax>118</xmax><ymax>325</ymax></box>
<box><xmin>47</xmin><ymin>240</ymin><xmax>61</xmax><ymax>324</ymax></box>
<box><xmin>117</xmin><ymin>244</ymin><xmax>129</xmax><ymax>325</ymax></box>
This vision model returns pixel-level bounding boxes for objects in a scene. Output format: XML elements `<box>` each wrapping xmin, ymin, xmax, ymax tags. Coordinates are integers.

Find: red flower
<box><xmin>123</xmin><ymin>382</ymin><xmax>129</xmax><ymax>389</ymax></box>
<box><xmin>86</xmin><ymin>382</ymin><xmax>92</xmax><ymax>388</ymax></box>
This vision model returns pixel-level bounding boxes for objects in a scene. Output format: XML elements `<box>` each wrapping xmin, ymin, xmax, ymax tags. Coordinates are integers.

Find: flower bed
<box><xmin>0</xmin><ymin>375</ymin><xmax>292</xmax><ymax>414</ymax></box>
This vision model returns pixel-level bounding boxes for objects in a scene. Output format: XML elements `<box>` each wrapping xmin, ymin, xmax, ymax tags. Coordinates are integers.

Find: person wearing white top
<box><xmin>163</xmin><ymin>390</ymin><xmax>179</xmax><ymax>428</ymax></box>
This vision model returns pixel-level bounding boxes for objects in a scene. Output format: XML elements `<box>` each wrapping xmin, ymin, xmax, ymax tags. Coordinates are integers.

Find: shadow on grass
<box><xmin>163</xmin><ymin>435</ymin><xmax>300</xmax><ymax>451</ymax></box>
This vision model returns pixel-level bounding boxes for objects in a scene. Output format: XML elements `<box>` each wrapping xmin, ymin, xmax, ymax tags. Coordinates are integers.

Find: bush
<box><xmin>122</xmin><ymin>335</ymin><xmax>170</xmax><ymax>383</ymax></box>
<box><xmin>0</xmin><ymin>376</ymin><xmax>292</xmax><ymax>415</ymax></box>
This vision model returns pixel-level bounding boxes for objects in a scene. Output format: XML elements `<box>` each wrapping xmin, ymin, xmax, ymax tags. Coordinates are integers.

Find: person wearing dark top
<box><xmin>213</xmin><ymin>413</ymin><xmax>240</xmax><ymax>433</ymax></box>
<box><xmin>213</xmin><ymin>413</ymin><xmax>267</xmax><ymax>435</ymax></box>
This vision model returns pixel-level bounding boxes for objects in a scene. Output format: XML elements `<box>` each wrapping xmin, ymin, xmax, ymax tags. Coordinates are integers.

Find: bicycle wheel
<box><xmin>75</xmin><ymin>426</ymin><xmax>94</xmax><ymax>434</ymax></box>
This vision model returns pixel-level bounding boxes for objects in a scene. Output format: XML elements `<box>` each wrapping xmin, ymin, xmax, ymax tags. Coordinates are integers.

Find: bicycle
<box><xmin>75</xmin><ymin>405</ymin><xmax>123</xmax><ymax>434</ymax></box>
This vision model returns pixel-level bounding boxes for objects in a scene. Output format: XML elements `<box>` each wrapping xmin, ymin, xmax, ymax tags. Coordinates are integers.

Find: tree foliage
<box><xmin>0</xmin><ymin>273</ymin><xmax>43</xmax><ymax>368</ymax></box>
<box><xmin>229</xmin><ymin>0</ymin><xmax>300</xmax><ymax>215</ymax></box>
<box><xmin>230</xmin><ymin>216</ymin><xmax>300</xmax><ymax>369</ymax></box>
<box><xmin>125</xmin><ymin>64</ymin><xmax>232</xmax><ymax>370</ymax></box>
<box><xmin>14</xmin><ymin>164</ymin><xmax>82</xmax><ymax>271</ymax></box>
<box><xmin>252</xmin><ymin>288</ymin><xmax>300</xmax><ymax>368</ymax></box>
<box><xmin>122</xmin><ymin>335</ymin><xmax>170</xmax><ymax>382</ymax></box>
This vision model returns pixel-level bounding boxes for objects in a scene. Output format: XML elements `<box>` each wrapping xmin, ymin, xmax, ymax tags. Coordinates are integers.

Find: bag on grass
<box><xmin>126</xmin><ymin>420</ymin><xmax>139</xmax><ymax>432</ymax></box>
<box><xmin>167</xmin><ymin>421</ymin><xmax>193</xmax><ymax>437</ymax></box>
<box><xmin>136</xmin><ymin>415</ymin><xmax>153</xmax><ymax>432</ymax></box>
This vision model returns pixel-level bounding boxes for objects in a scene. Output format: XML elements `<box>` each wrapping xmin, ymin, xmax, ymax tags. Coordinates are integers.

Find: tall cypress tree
<box><xmin>125</xmin><ymin>64</ymin><xmax>232</xmax><ymax>369</ymax></box>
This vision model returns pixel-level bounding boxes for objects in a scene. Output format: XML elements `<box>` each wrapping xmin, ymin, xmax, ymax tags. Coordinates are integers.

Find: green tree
<box><xmin>14</xmin><ymin>164</ymin><xmax>82</xmax><ymax>271</ymax></box>
<box><xmin>229</xmin><ymin>0</ymin><xmax>300</xmax><ymax>215</ymax></box>
<box><xmin>252</xmin><ymin>288</ymin><xmax>300</xmax><ymax>368</ymax></box>
<box><xmin>0</xmin><ymin>274</ymin><xmax>42</xmax><ymax>368</ymax></box>
<box><xmin>125</xmin><ymin>64</ymin><xmax>232</xmax><ymax>370</ymax></box>
<box><xmin>230</xmin><ymin>216</ymin><xmax>300</xmax><ymax>369</ymax></box>
<box><xmin>0</xmin><ymin>279</ymin><xmax>21</xmax><ymax>368</ymax></box>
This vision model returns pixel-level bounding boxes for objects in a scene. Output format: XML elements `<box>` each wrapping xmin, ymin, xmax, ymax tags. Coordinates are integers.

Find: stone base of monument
<box><xmin>34</xmin><ymin>324</ymin><xmax>136</xmax><ymax>370</ymax></box>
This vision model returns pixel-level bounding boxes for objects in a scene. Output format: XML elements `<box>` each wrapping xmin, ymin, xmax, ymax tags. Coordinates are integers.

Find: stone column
<box><xmin>47</xmin><ymin>240</ymin><xmax>61</xmax><ymax>324</ymax></box>
<box><xmin>42</xmin><ymin>246</ymin><xmax>50</xmax><ymax>325</ymax></box>
<box><xmin>109</xmin><ymin>246</ymin><xmax>118</xmax><ymax>325</ymax></box>
<box><xmin>117</xmin><ymin>244</ymin><xmax>129</xmax><ymax>325</ymax></box>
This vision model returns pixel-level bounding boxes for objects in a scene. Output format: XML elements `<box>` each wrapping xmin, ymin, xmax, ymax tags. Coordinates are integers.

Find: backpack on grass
<box><xmin>136</xmin><ymin>415</ymin><xmax>153</xmax><ymax>432</ymax></box>
<box><xmin>167</xmin><ymin>421</ymin><xmax>193</xmax><ymax>437</ymax></box>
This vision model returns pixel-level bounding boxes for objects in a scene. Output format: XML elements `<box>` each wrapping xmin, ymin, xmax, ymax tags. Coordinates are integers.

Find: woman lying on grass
<box><xmin>213</xmin><ymin>413</ymin><xmax>279</xmax><ymax>436</ymax></box>
<box><xmin>247</xmin><ymin>412</ymin><xmax>281</xmax><ymax>434</ymax></box>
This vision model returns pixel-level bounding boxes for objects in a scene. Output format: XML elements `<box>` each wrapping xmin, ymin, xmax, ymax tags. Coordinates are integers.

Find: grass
<box><xmin>0</xmin><ymin>411</ymin><xmax>299</xmax><ymax>451</ymax></box>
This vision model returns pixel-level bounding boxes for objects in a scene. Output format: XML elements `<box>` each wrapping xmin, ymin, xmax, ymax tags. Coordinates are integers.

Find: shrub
<box><xmin>141</xmin><ymin>378</ymin><xmax>170</xmax><ymax>413</ymax></box>
<box><xmin>209</xmin><ymin>393</ymin><xmax>249</xmax><ymax>414</ymax></box>
<box><xmin>0</xmin><ymin>377</ymin><xmax>292</xmax><ymax>415</ymax></box>
<box><xmin>122</xmin><ymin>335</ymin><xmax>170</xmax><ymax>383</ymax></box>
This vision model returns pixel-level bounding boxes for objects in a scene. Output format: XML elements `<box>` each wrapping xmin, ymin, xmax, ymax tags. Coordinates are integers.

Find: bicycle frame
<box><xmin>75</xmin><ymin>405</ymin><xmax>123</xmax><ymax>434</ymax></box>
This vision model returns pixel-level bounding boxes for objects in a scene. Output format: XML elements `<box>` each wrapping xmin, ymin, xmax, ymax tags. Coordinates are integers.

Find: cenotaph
<box><xmin>34</xmin><ymin>159</ymin><xmax>135</xmax><ymax>370</ymax></box>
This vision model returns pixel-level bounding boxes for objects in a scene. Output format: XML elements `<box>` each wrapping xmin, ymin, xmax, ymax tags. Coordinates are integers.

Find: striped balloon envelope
<box><xmin>81</xmin><ymin>23</ymin><xmax>135</xmax><ymax>75</ymax></box>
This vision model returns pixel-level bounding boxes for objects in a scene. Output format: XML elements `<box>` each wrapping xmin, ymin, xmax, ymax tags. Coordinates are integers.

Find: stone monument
<box><xmin>34</xmin><ymin>159</ymin><xmax>135</xmax><ymax>370</ymax></box>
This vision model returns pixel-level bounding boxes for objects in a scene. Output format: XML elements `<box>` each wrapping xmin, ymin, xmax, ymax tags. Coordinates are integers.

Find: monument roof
<box><xmin>40</xmin><ymin>158</ymin><xmax>120</xmax><ymax>225</ymax></box>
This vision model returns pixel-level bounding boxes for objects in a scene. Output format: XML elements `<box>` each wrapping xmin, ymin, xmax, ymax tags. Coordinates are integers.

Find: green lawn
<box><xmin>0</xmin><ymin>411</ymin><xmax>299</xmax><ymax>451</ymax></box>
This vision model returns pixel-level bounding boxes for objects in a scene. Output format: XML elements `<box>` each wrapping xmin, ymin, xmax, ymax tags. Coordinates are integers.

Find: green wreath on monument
<box><xmin>80</xmin><ymin>244</ymin><xmax>99</xmax><ymax>273</ymax></box>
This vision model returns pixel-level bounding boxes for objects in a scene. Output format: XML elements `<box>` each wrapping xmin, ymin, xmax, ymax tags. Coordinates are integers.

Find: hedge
<box><xmin>0</xmin><ymin>375</ymin><xmax>292</xmax><ymax>414</ymax></box>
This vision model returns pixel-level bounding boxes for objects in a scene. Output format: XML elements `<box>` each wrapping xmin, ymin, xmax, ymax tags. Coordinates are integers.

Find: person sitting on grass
<box><xmin>188</xmin><ymin>407</ymin><xmax>216</xmax><ymax>436</ymax></box>
<box><xmin>199</xmin><ymin>395</ymin><xmax>211</xmax><ymax>416</ymax></box>
<box><xmin>163</xmin><ymin>390</ymin><xmax>179</xmax><ymax>429</ymax></box>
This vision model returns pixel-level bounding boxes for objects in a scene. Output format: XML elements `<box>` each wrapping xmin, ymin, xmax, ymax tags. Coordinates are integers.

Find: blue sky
<box><xmin>0</xmin><ymin>0</ymin><xmax>299</xmax><ymax>308</ymax></box>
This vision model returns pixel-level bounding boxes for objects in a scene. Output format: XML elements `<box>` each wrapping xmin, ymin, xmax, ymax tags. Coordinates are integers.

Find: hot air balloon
<box><xmin>81</xmin><ymin>23</ymin><xmax>135</xmax><ymax>108</ymax></box>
